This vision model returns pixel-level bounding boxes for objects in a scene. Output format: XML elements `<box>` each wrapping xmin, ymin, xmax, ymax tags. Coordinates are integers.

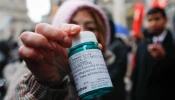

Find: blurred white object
<box><xmin>124</xmin><ymin>76</ymin><xmax>132</xmax><ymax>92</ymax></box>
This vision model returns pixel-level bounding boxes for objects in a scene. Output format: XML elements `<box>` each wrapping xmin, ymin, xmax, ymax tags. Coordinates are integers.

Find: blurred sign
<box><xmin>151</xmin><ymin>0</ymin><xmax>168</xmax><ymax>8</ymax></box>
<box><xmin>131</xmin><ymin>3</ymin><xmax>145</xmax><ymax>40</ymax></box>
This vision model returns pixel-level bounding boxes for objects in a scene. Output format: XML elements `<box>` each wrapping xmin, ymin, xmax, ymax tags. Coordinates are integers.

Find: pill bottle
<box><xmin>68</xmin><ymin>31</ymin><xmax>113</xmax><ymax>99</ymax></box>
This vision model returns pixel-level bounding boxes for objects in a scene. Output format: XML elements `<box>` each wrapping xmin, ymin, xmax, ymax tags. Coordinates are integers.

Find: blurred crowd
<box><xmin>0</xmin><ymin>0</ymin><xmax>175</xmax><ymax>100</ymax></box>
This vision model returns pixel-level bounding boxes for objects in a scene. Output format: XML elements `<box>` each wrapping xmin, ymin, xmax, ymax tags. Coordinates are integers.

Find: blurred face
<box><xmin>146</xmin><ymin>12</ymin><xmax>167</xmax><ymax>35</ymax></box>
<box><xmin>70</xmin><ymin>9</ymin><xmax>98</xmax><ymax>39</ymax></box>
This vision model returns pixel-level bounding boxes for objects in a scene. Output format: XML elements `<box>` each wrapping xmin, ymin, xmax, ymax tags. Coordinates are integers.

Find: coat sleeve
<box><xmin>159</xmin><ymin>43</ymin><xmax>175</xmax><ymax>81</ymax></box>
<box><xmin>13</xmin><ymin>73</ymin><xmax>68</xmax><ymax>100</ymax></box>
<box><xmin>130</xmin><ymin>44</ymin><xmax>141</xmax><ymax>100</ymax></box>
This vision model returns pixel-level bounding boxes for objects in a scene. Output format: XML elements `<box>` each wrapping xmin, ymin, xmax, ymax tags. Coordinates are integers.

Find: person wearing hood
<box><xmin>7</xmin><ymin>0</ymin><xmax>127</xmax><ymax>100</ymax></box>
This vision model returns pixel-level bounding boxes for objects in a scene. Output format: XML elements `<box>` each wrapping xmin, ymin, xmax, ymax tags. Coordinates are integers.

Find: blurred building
<box><xmin>92</xmin><ymin>0</ymin><xmax>143</xmax><ymax>29</ymax></box>
<box><xmin>96</xmin><ymin>0</ymin><xmax>142</xmax><ymax>28</ymax></box>
<box><xmin>166</xmin><ymin>0</ymin><xmax>175</xmax><ymax>32</ymax></box>
<box><xmin>55</xmin><ymin>0</ymin><xmax>129</xmax><ymax>27</ymax></box>
<box><xmin>96</xmin><ymin>0</ymin><xmax>127</xmax><ymax>27</ymax></box>
<box><xmin>42</xmin><ymin>0</ymin><xmax>59</xmax><ymax>24</ymax></box>
<box><xmin>0</xmin><ymin>0</ymin><xmax>35</xmax><ymax>42</ymax></box>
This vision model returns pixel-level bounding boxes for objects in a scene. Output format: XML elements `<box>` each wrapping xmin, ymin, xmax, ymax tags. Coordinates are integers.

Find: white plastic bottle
<box><xmin>68</xmin><ymin>31</ymin><xmax>113</xmax><ymax>99</ymax></box>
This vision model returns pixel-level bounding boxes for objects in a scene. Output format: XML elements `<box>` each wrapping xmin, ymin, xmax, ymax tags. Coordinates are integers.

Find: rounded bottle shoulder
<box><xmin>68</xmin><ymin>42</ymin><xmax>99</xmax><ymax>57</ymax></box>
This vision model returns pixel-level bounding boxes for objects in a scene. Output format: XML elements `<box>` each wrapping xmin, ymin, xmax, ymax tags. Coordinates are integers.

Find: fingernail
<box><xmin>71</xmin><ymin>25</ymin><xmax>79</xmax><ymax>34</ymax></box>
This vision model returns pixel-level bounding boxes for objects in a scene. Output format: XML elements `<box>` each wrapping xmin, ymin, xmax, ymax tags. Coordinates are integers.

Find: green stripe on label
<box><xmin>68</xmin><ymin>42</ymin><xmax>99</xmax><ymax>57</ymax></box>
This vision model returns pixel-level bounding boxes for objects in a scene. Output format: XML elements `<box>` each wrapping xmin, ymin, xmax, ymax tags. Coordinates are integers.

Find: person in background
<box><xmin>131</xmin><ymin>7</ymin><xmax>175</xmax><ymax>100</ymax></box>
<box><xmin>102</xmin><ymin>7</ymin><xmax>128</xmax><ymax>100</ymax></box>
<box><xmin>5</xmin><ymin>0</ymin><xmax>127</xmax><ymax>100</ymax></box>
<box><xmin>0</xmin><ymin>35</ymin><xmax>22</xmax><ymax>99</ymax></box>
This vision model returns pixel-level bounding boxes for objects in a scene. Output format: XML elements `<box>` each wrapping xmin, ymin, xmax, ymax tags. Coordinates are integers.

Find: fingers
<box><xmin>19</xmin><ymin>45</ymin><xmax>43</xmax><ymax>60</ymax></box>
<box><xmin>58</xmin><ymin>23</ymin><xmax>81</xmax><ymax>36</ymax></box>
<box><xmin>148</xmin><ymin>44</ymin><xmax>162</xmax><ymax>52</ymax></box>
<box><xmin>148</xmin><ymin>44</ymin><xmax>155</xmax><ymax>52</ymax></box>
<box><xmin>21</xmin><ymin>32</ymin><xmax>56</xmax><ymax>51</ymax></box>
<box><xmin>98</xmin><ymin>43</ymin><xmax>103</xmax><ymax>51</ymax></box>
<box><xmin>148</xmin><ymin>44</ymin><xmax>165</xmax><ymax>58</ymax></box>
<box><xmin>35</xmin><ymin>23</ymin><xmax>80</xmax><ymax>47</ymax></box>
<box><xmin>151</xmin><ymin>52</ymin><xmax>158</xmax><ymax>58</ymax></box>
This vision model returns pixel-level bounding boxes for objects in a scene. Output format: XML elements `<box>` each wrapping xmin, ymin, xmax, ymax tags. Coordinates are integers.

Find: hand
<box><xmin>19</xmin><ymin>23</ymin><xmax>103</xmax><ymax>87</ymax></box>
<box><xmin>148</xmin><ymin>43</ymin><xmax>166</xmax><ymax>59</ymax></box>
<box><xmin>19</xmin><ymin>23</ymin><xmax>81</xmax><ymax>87</ymax></box>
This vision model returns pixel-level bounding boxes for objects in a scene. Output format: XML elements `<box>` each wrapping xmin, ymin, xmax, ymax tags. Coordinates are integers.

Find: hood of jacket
<box><xmin>51</xmin><ymin>0</ymin><xmax>110</xmax><ymax>46</ymax></box>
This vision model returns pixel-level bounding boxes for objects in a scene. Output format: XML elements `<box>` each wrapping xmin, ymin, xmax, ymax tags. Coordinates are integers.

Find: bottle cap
<box><xmin>71</xmin><ymin>31</ymin><xmax>98</xmax><ymax>48</ymax></box>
